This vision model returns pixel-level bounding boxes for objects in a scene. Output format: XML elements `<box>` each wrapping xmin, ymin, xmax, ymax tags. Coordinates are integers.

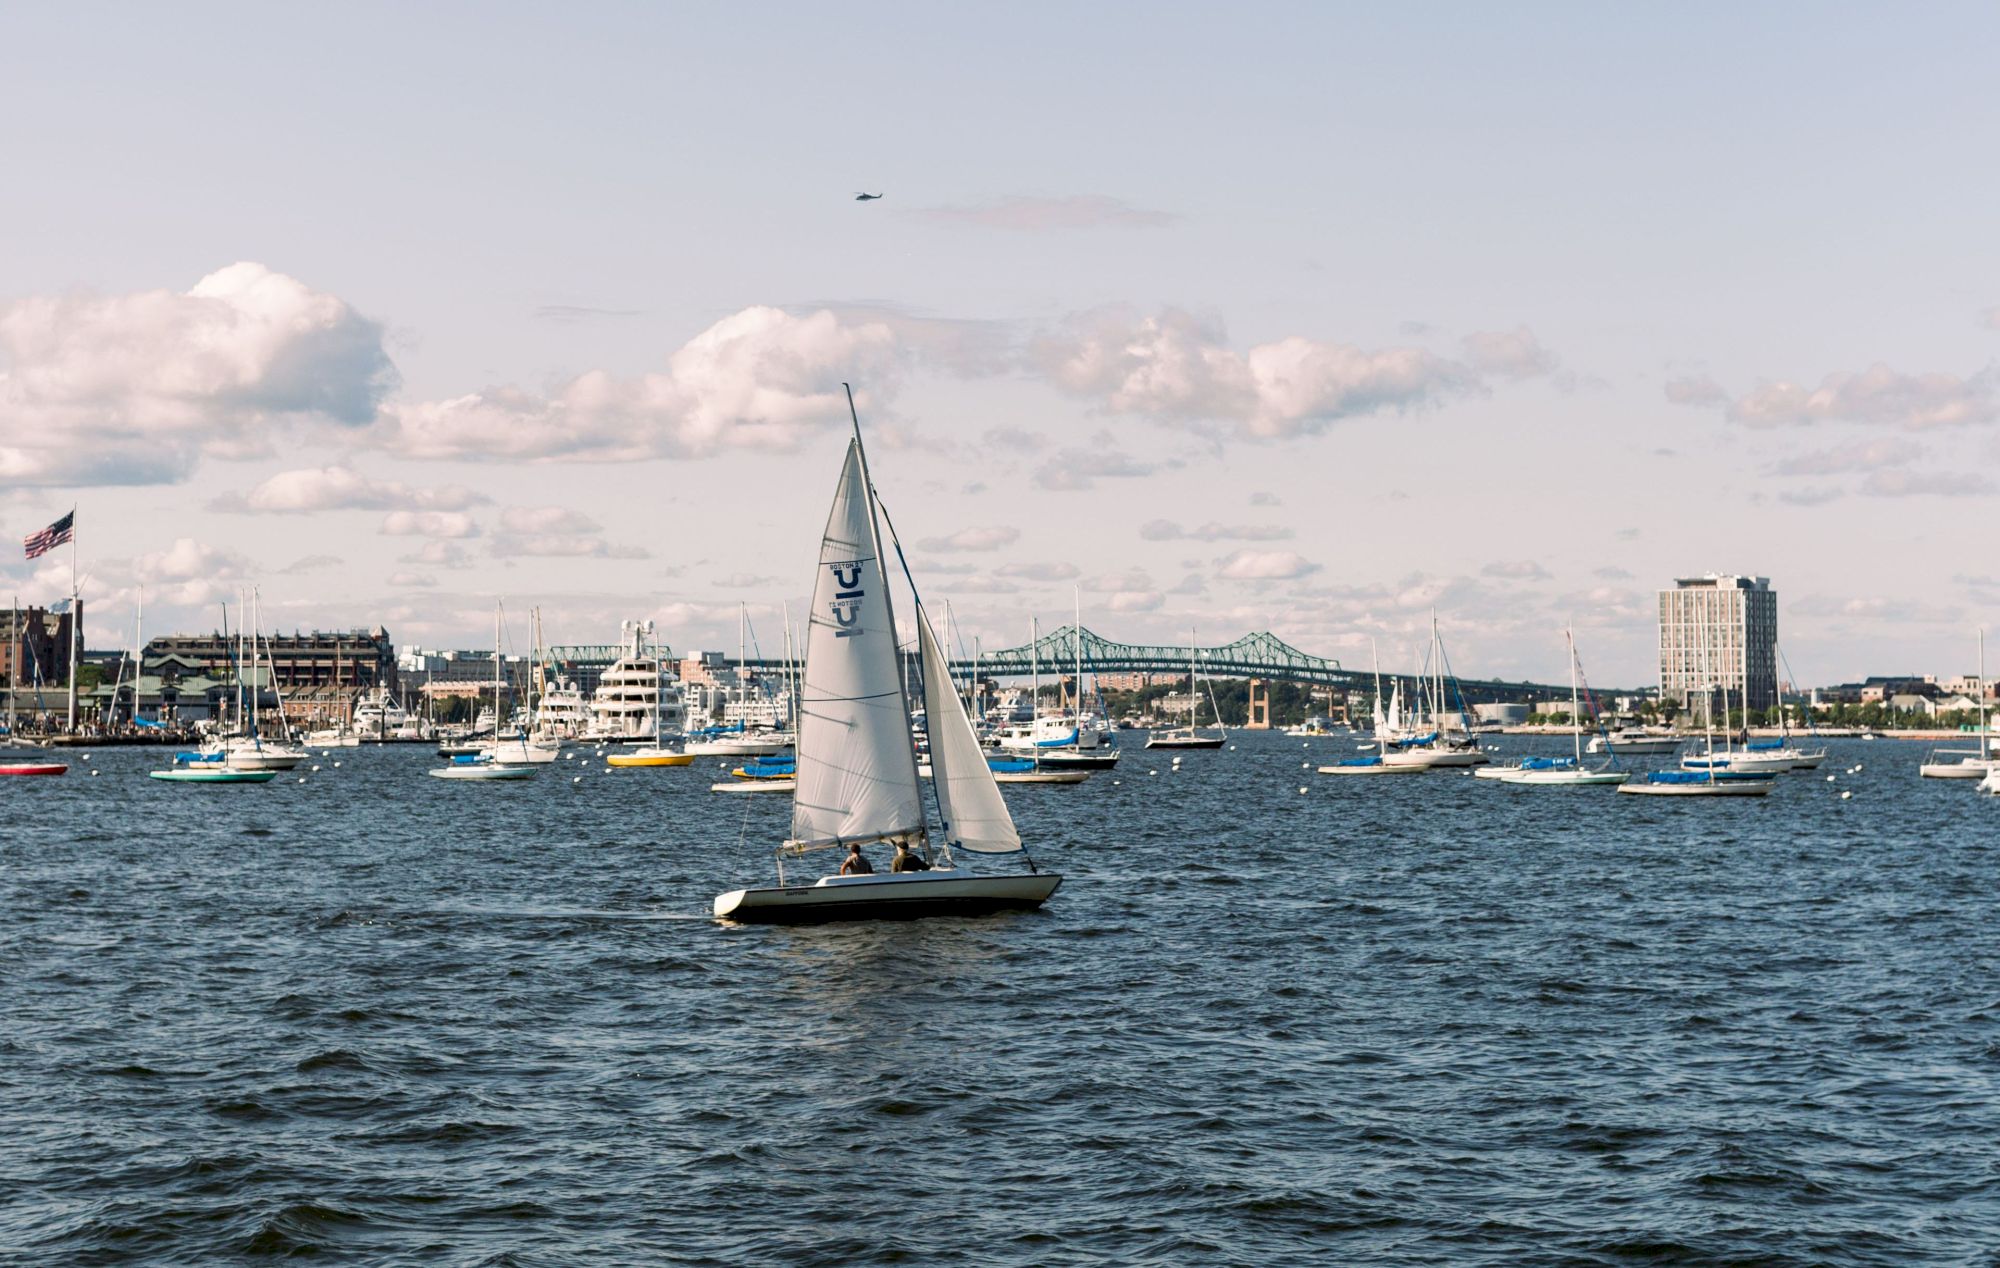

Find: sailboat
<box><xmin>1477</xmin><ymin>628</ymin><xmax>1628</xmax><ymax>786</ymax></box>
<box><xmin>1922</xmin><ymin>630</ymin><xmax>1993</xmax><ymax>779</ymax></box>
<box><xmin>430</xmin><ymin>604</ymin><xmax>537</xmax><ymax>781</ymax></box>
<box><xmin>1380</xmin><ymin>616</ymin><xmax>1488</xmax><ymax>768</ymax></box>
<box><xmin>1321</xmin><ymin>643</ymin><xmax>1425</xmax><ymax>775</ymax></box>
<box><xmin>1620</xmin><ymin>675</ymin><xmax>1773</xmax><ymax>797</ymax></box>
<box><xmin>1144</xmin><ymin>629</ymin><xmax>1226</xmax><ymax>750</ymax></box>
<box><xmin>713</xmin><ymin>391</ymin><xmax>1061</xmax><ymax>923</ymax></box>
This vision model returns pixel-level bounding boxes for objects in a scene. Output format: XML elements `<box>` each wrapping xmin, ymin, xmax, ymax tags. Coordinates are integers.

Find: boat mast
<box><xmin>1981</xmin><ymin>628</ymin><xmax>1990</xmax><ymax>764</ymax></box>
<box><xmin>1030</xmin><ymin>615</ymin><xmax>1039</xmax><ymax>726</ymax></box>
<box><xmin>1073</xmin><ymin>586</ymin><xmax>1083</xmax><ymax>720</ymax></box>
<box><xmin>1567</xmin><ymin>625</ymin><xmax>1582</xmax><ymax>766</ymax></box>
<box><xmin>6</xmin><ymin>595</ymin><xmax>16</xmax><ymax>739</ymax></box>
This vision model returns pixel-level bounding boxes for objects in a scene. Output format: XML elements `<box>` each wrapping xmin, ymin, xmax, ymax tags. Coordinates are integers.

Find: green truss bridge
<box><xmin>708</xmin><ymin>625</ymin><xmax>1584</xmax><ymax>705</ymax></box>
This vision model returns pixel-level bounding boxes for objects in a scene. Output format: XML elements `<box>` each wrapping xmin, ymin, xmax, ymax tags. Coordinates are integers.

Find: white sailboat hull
<box><xmin>1144</xmin><ymin>730</ymin><xmax>1226</xmax><ymax>750</ymax></box>
<box><xmin>1490</xmin><ymin>768</ymin><xmax>1629</xmax><ymax>786</ymax></box>
<box><xmin>685</xmin><ymin>735</ymin><xmax>794</xmax><ymax>757</ymax></box>
<box><xmin>712</xmin><ymin>778</ymin><xmax>796</xmax><ymax>793</ymax></box>
<box><xmin>1382</xmin><ymin>748</ymin><xmax>1488</xmax><ymax>768</ymax></box>
<box><xmin>1617</xmin><ymin>779</ymin><xmax>1772</xmax><ymax>796</ymax></box>
<box><xmin>428</xmin><ymin>763</ymin><xmax>537</xmax><ymax>780</ymax></box>
<box><xmin>714</xmin><ymin>869</ymin><xmax>1061</xmax><ymax>924</ymax></box>
<box><xmin>1318</xmin><ymin>762</ymin><xmax>1425</xmax><ymax>776</ymax></box>
<box><xmin>1586</xmin><ymin>735</ymin><xmax>1682</xmax><ymax>755</ymax></box>
<box><xmin>1921</xmin><ymin>757</ymin><xmax>1996</xmax><ymax>779</ymax></box>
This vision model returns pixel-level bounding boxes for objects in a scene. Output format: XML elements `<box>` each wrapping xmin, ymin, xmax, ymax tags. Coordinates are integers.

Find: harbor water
<box><xmin>4</xmin><ymin>733</ymin><xmax>1996</xmax><ymax>1264</ymax></box>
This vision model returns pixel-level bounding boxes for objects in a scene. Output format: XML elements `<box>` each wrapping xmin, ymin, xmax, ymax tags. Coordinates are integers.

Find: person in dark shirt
<box><xmin>841</xmin><ymin>843</ymin><xmax>873</xmax><ymax>875</ymax></box>
<box><xmin>890</xmin><ymin>842</ymin><xmax>931</xmax><ymax>873</ymax></box>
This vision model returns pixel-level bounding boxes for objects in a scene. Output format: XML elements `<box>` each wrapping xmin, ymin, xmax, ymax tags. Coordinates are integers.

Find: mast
<box><xmin>65</xmin><ymin>510</ymin><xmax>78</xmax><ymax>733</ymax></box>
<box><xmin>493</xmin><ymin>601</ymin><xmax>503</xmax><ymax>737</ymax></box>
<box><xmin>6</xmin><ymin>595</ymin><xmax>16</xmax><ymax>738</ymax></box>
<box><xmin>1980</xmin><ymin>629</ymin><xmax>1989</xmax><ymax>764</ymax></box>
<box><xmin>1030</xmin><ymin>615</ymin><xmax>1039</xmax><ymax>726</ymax></box>
<box><xmin>1567</xmin><ymin>625</ymin><xmax>1582</xmax><ymax>765</ymax></box>
<box><xmin>1073</xmin><ymin>586</ymin><xmax>1083</xmax><ymax>719</ymax></box>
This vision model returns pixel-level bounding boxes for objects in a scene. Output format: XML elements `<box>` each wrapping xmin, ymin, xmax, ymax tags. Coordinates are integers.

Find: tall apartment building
<box><xmin>1658</xmin><ymin>574</ymin><xmax>1778</xmax><ymax>713</ymax></box>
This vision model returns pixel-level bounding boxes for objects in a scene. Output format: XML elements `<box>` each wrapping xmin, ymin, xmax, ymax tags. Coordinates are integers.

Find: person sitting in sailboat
<box><xmin>841</xmin><ymin>843</ymin><xmax>873</xmax><ymax>875</ymax></box>
<box><xmin>891</xmin><ymin>841</ymin><xmax>931</xmax><ymax>873</ymax></box>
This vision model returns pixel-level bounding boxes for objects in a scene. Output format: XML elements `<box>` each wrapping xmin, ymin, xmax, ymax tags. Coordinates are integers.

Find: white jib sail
<box><xmin>790</xmin><ymin>439</ymin><xmax>926</xmax><ymax>848</ymax></box>
<box><xmin>917</xmin><ymin>604</ymin><xmax>1021</xmax><ymax>854</ymax></box>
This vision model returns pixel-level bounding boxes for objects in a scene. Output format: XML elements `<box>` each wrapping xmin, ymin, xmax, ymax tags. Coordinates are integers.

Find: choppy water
<box><xmin>4</xmin><ymin>734</ymin><xmax>1998</xmax><ymax>1264</ymax></box>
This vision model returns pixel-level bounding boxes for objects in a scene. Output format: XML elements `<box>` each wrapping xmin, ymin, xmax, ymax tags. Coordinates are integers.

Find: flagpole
<box><xmin>66</xmin><ymin>507</ymin><xmax>78</xmax><ymax>733</ymax></box>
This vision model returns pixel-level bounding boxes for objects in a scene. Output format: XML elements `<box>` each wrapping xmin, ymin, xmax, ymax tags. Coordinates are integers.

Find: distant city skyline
<box><xmin>3</xmin><ymin>5</ymin><xmax>1998</xmax><ymax>686</ymax></box>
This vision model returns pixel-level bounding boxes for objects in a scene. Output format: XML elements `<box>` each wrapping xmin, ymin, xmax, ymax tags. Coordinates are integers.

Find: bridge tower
<box><xmin>1246</xmin><ymin>678</ymin><xmax>1272</xmax><ymax>730</ymax></box>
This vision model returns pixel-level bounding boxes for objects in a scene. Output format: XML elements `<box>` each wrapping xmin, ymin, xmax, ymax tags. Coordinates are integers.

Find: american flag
<box><xmin>24</xmin><ymin>510</ymin><xmax>74</xmax><ymax>561</ymax></box>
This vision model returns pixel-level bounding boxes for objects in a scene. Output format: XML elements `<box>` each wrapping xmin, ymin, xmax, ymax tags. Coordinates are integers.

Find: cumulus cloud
<box><xmin>0</xmin><ymin>263</ymin><xmax>395</xmax><ymax>487</ymax></box>
<box><xmin>1215</xmin><ymin>549</ymin><xmax>1321</xmax><ymax>581</ymax></box>
<box><xmin>211</xmin><ymin>464</ymin><xmax>488</xmax><ymax>513</ymax></box>
<box><xmin>387</xmin><ymin>571</ymin><xmax>437</xmax><ymax>588</ymax></box>
<box><xmin>1859</xmin><ymin>469</ymin><xmax>1996</xmax><ymax>498</ymax></box>
<box><xmin>916</xmin><ymin>526</ymin><xmax>1019</xmax><ymax>553</ymax></box>
<box><xmin>372</xmin><ymin>306</ymin><xmax>904</xmax><ymax>462</ymax></box>
<box><xmin>1663</xmin><ymin>375</ymin><xmax>1728</xmax><ymax>407</ymax></box>
<box><xmin>1728</xmin><ymin>364</ymin><xmax>1997</xmax><ymax>429</ymax></box>
<box><xmin>1139</xmin><ymin>519</ymin><xmax>1293</xmax><ymax>543</ymax></box>
<box><xmin>1778</xmin><ymin>486</ymin><xmax>1843</xmax><ymax>507</ymax></box>
<box><xmin>1769</xmin><ymin>437</ymin><xmax>1922</xmax><ymax>476</ymax></box>
<box><xmin>380</xmin><ymin>510</ymin><xmax>480</xmax><ymax>539</ymax></box>
<box><xmin>1249</xmin><ymin>491</ymin><xmax>1280</xmax><ymax>507</ymax></box>
<box><xmin>277</xmin><ymin>553</ymin><xmax>343</xmax><ymax>576</ymax></box>
<box><xmin>1481</xmin><ymin>560</ymin><xmax>1552</xmax><ymax>581</ymax></box>
<box><xmin>499</xmin><ymin>505</ymin><xmax>602</xmax><ymax>535</ymax></box>
<box><xmin>1032</xmin><ymin>306</ymin><xmax>1511</xmax><ymax>439</ymax></box>
<box><xmin>400</xmin><ymin>541</ymin><xmax>475</xmax><ymax>569</ymax></box>
<box><xmin>914</xmin><ymin>195</ymin><xmax>1178</xmax><ymax>231</ymax></box>
<box><xmin>1033</xmin><ymin>444</ymin><xmax>1159</xmax><ymax>491</ymax></box>
<box><xmin>1461</xmin><ymin>326</ymin><xmax>1558</xmax><ymax>378</ymax></box>
<box><xmin>1108</xmin><ymin>590</ymin><xmax>1164</xmax><ymax>612</ymax></box>
<box><xmin>995</xmin><ymin>561</ymin><xmax>1081</xmax><ymax>581</ymax></box>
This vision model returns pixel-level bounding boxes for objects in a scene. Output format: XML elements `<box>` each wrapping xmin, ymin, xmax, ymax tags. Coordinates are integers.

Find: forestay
<box><xmin>790</xmin><ymin>440</ymin><xmax>927</xmax><ymax>848</ymax></box>
<box><xmin>917</xmin><ymin>607</ymin><xmax>1021</xmax><ymax>854</ymax></box>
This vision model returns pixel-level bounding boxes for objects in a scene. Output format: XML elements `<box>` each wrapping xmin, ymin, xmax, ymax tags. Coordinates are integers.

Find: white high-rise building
<box><xmin>1658</xmin><ymin>574</ymin><xmax>1778</xmax><ymax>714</ymax></box>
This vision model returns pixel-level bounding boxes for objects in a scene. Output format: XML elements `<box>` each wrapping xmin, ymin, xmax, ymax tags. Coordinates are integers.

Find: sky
<box><xmin>2</xmin><ymin>2</ymin><xmax>1997</xmax><ymax>687</ymax></box>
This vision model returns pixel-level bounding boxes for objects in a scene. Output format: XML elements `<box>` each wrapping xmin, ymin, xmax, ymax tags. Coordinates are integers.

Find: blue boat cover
<box><xmin>451</xmin><ymin>754</ymin><xmax>483</xmax><ymax>765</ymax></box>
<box><xmin>1340</xmin><ymin>756</ymin><xmax>1384</xmax><ymax>767</ymax></box>
<box><xmin>1035</xmin><ymin>729</ymin><xmax>1080</xmax><ymax>748</ymax></box>
<box><xmin>986</xmin><ymin>758</ymin><xmax>1036</xmax><ymax>773</ymax></box>
<box><xmin>1647</xmin><ymin>770</ymin><xmax>1714</xmax><ymax>784</ymax></box>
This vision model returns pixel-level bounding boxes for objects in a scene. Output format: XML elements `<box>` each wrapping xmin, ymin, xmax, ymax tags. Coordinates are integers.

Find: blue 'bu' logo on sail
<box><xmin>829</xmin><ymin>562</ymin><xmax>866</xmax><ymax>638</ymax></box>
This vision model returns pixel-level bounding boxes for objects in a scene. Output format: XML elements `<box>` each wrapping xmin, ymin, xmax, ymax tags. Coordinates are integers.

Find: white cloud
<box><xmin>1216</xmin><ymin>549</ymin><xmax>1321</xmax><ymax>581</ymax></box>
<box><xmin>1481</xmin><ymin>560</ymin><xmax>1552</xmax><ymax>581</ymax></box>
<box><xmin>1663</xmin><ymin>375</ymin><xmax>1727</xmax><ymax>407</ymax></box>
<box><xmin>1461</xmin><ymin>326</ymin><xmax>1557</xmax><ymax>378</ymax></box>
<box><xmin>1032</xmin><ymin>306</ymin><xmax>1503</xmax><ymax>439</ymax></box>
<box><xmin>1032</xmin><ymin>445</ymin><xmax>1159</xmax><ymax>491</ymax></box>
<box><xmin>916</xmin><ymin>526</ymin><xmax>1020</xmax><ymax>553</ymax></box>
<box><xmin>387</xmin><ymin>571</ymin><xmax>437</xmax><ymax>588</ymax></box>
<box><xmin>380</xmin><ymin>510</ymin><xmax>481</xmax><ymax>539</ymax></box>
<box><xmin>372</xmin><ymin>306</ymin><xmax>903</xmax><ymax>462</ymax></box>
<box><xmin>1249</xmin><ymin>491</ymin><xmax>1280</xmax><ymax>507</ymax></box>
<box><xmin>0</xmin><ymin>263</ymin><xmax>395</xmax><ymax>487</ymax></box>
<box><xmin>1108</xmin><ymin>590</ymin><xmax>1164</xmax><ymax>612</ymax></box>
<box><xmin>1982</xmin><ymin>306</ymin><xmax>2000</xmax><ymax>331</ymax></box>
<box><xmin>1140</xmin><ymin>519</ymin><xmax>1293</xmax><ymax>542</ymax></box>
<box><xmin>399</xmin><ymin>541</ymin><xmax>475</xmax><ymax>569</ymax></box>
<box><xmin>1769</xmin><ymin>438</ymin><xmax>1923</xmax><ymax>476</ymax></box>
<box><xmin>499</xmin><ymin>505</ymin><xmax>602</xmax><ymax>535</ymax></box>
<box><xmin>914</xmin><ymin>195</ymin><xmax>1178</xmax><ymax>231</ymax></box>
<box><xmin>1859</xmin><ymin>469</ymin><xmax>1996</xmax><ymax>498</ymax></box>
<box><xmin>1728</xmin><ymin>364</ymin><xmax>1998</xmax><ymax>429</ymax></box>
<box><xmin>212</xmin><ymin>464</ymin><xmax>487</xmax><ymax>513</ymax></box>
<box><xmin>995</xmin><ymin>561</ymin><xmax>1081</xmax><ymax>581</ymax></box>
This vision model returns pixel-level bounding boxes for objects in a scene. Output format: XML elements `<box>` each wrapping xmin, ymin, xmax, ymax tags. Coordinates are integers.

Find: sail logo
<box><xmin>829</xmin><ymin>561</ymin><xmax>867</xmax><ymax>638</ymax></box>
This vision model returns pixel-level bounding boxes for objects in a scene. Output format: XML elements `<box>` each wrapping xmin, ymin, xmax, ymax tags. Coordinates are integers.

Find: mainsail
<box><xmin>916</xmin><ymin>607</ymin><xmax>1021</xmax><ymax>854</ymax></box>
<box><xmin>789</xmin><ymin>439</ymin><xmax>926</xmax><ymax>848</ymax></box>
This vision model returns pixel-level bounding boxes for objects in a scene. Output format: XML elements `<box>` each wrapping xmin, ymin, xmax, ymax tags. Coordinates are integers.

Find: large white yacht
<box><xmin>535</xmin><ymin>674</ymin><xmax>590</xmax><ymax>740</ymax></box>
<box><xmin>589</xmin><ymin>620</ymin><xmax>687</xmax><ymax>741</ymax></box>
<box><xmin>353</xmin><ymin>686</ymin><xmax>422</xmax><ymax>740</ymax></box>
